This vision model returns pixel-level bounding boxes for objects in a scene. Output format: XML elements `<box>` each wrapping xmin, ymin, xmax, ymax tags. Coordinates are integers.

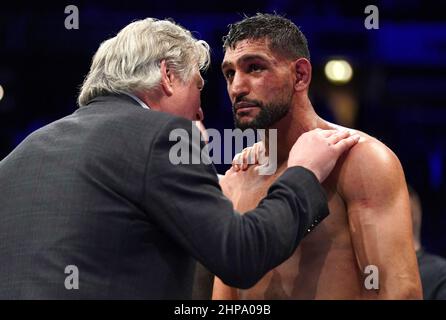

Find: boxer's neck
<box><xmin>264</xmin><ymin>97</ymin><xmax>330</xmax><ymax>166</ymax></box>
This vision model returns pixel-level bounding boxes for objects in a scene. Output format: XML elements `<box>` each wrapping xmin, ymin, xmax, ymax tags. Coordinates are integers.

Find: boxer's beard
<box><xmin>232</xmin><ymin>97</ymin><xmax>291</xmax><ymax>130</ymax></box>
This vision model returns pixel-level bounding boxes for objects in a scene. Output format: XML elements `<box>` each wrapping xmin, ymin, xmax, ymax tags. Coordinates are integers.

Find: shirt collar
<box><xmin>123</xmin><ymin>92</ymin><xmax>150</xmax><ymax>110</ymax></box>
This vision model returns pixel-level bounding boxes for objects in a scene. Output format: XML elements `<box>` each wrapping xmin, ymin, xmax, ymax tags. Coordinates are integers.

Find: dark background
<box><xmin>1</xmin><ymin>1</ymin><xmax>445</xmax><ymax>256</ymax></box>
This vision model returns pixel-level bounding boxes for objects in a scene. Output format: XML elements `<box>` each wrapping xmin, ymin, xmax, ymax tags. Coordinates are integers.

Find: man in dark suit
<box><xmin>0</xmin><ymin>18</ymin><xmax>359</xmax><ymax>299</ymax></box>
<box><xmin>409</xmin><ymin>186</ymin><xmax>446</xmax><ymax>299</ymax></box>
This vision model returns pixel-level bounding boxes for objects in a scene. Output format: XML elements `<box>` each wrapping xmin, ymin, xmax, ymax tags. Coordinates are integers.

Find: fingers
<box><xmin>251</xmin><ymin>143</ymin><xmax>263</xmax><ymax>165</ymax></box>
<box><xmin>232</xmin><ymin>143</ymin><xmax>263</xmax><ymax>171</ymax></box>
<box><xmin>232</xmin><ymin>153</ymin><xmax>242</xmax><ymax>171</ymax></box>
<box><xmin>317</xmin><ymin>129</ymin><xmax>340</xmax><ymax>138</ymax></box>
<box><xmin>257</xmin><ymin>142</ymin><xmax>268</xmax><ymax>165</ymax></box>
<box><xmin>232</xmin><ymin>148</ymin><xmax>250</xmax><ymax>171</ymax></box>
<box><xmin>334</xmin><ymin>134</ymin><xmax>361</xmax><ymax>153</ymax></box>
<box><xmin>242</xmin><ymin>147</ymin><xmax>251</xmax><ymax>170</ymax></box>
<box><xmin>327</xmin><ymin>130</ymin><xmax>351</xmax><ymax>145</ymax></box>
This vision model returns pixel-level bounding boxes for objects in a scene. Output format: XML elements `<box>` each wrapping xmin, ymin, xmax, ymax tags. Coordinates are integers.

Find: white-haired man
<box><xmin>0</xmin><ymin>18</ymin><xmax>358</xmax><ymax>299</ymax></box>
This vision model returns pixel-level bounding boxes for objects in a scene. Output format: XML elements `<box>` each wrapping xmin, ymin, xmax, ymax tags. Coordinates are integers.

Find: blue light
<box><xmin>429</xmin><ymin>149</ymin><xmax>443</xmax><ymax>190</ymax></box>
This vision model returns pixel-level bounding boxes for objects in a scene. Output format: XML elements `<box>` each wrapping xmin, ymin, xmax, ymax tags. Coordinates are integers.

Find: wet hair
<box><xmin>223</xmin><ymin>13</ymin><xmax>310</xmax><ymax>60</ymax></box>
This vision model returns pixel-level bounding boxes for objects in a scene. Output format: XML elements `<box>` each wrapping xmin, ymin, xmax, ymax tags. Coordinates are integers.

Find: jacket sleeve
<box><xmin>142</xmin><ymin>116</ymin><xmax>329</xmax><ymax>289</ymax></box>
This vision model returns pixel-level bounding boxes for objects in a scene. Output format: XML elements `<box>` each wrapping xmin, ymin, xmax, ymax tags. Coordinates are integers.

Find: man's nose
<box><xmin>230</xmin><ymin>73</ymin><xmax>249</xmax><ymax>101</ymax></box>
<box><xmin>195</xmin><ymin>107</ymin><xmax>204</xmax><ymax>121</ymax></box>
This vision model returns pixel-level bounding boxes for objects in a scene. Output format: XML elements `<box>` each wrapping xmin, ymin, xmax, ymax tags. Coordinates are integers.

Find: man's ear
<box><xmin>160</xmin><ymin>60</ymin><xmax>174</xmax><ymax>96</ymax></box>
<box><xmin>293</xmin><ymin>58</ymin><xmax>312</xmax><ymax>92</ymax></box>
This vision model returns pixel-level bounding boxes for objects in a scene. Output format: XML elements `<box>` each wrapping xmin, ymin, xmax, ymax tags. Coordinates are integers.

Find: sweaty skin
<box><xmin>214</xmin><ymin>124</ymin><xmax>422</xmax><ymax>300</ymax></box>
<box><xmin>213</xmin><ymin>36</ymin><xmax>421</xmax><ymax>299</ymax></box>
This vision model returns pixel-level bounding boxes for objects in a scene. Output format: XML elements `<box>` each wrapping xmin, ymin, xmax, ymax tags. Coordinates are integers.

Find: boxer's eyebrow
<box><xmin>238</xmin><ymin>54</ymin><xmax>270</xmax><ymax>65</ymax></box>
<box><xmin>221</xmin><ymin>60</ymin><xmax>232</xmax><ymax>71</ymax></box>
<box><xmin>221</xmin><ymin>54</ymin><xmax>270</xmax><ymax>71</ymax></box>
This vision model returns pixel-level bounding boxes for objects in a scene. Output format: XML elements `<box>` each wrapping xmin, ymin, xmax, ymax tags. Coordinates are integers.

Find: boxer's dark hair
<box><xmin>223</xmin><ymin>13</ymin><xmax>310</xmax><ymax>60</ymax></box>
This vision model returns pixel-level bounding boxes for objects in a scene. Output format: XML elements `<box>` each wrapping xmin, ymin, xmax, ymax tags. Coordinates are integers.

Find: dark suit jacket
<box><xmin>0</xmin><ymin>94</ymin><xmax>328</xmax><ymax>299</ymax></box>
<box><xmin>417</xmin><ymin>249</ymin><xmax>446</xmax><ymax>300</ymax></box>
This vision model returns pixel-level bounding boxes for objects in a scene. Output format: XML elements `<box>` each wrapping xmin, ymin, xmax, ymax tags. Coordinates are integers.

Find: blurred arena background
<box><xmin>1</xmin><ymin>1</ymin><xmax>445</xmax><ymax>256</ymax></box>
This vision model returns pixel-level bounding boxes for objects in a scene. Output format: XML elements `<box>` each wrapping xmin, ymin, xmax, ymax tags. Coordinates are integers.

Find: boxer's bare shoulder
<box><xmin>214</xmin><ymin>128</ymin><xmax>422</xmax><ymax>300</ymax></box>
<box><xmin>334</xmin><ymin>130</ymin><xmax>404</xmax><ymax>201</ymax></box>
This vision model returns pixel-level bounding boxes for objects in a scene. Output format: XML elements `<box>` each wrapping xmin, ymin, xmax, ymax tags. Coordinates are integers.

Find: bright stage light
<box><xmin>324</xmin><ymin>59</ymin><xmax>353</xmax><ymax>84</ymax></box>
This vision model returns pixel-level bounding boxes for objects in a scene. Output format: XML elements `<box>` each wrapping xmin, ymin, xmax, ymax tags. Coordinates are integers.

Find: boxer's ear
<box><xmin>293</xmin><ymin>58</ymin><xmax>312</xmax><ymax>92</ymax></box>
<box><xmin>160</xmin><ymin>60</ymin><xmax>174</xmax><ymax>96</ymax></box>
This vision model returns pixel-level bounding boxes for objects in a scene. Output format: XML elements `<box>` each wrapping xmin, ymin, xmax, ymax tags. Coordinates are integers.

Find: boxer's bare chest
<box><xmin>230</xmin><ymin>165</ymin><xmax>364</xmax><ymax>299</ymax></box>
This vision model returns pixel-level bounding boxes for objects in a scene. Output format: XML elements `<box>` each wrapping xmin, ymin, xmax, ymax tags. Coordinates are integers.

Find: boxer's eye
<box><xmin>248</xmin><ymin>64</ymin><xmax>264</xmax><ymax>73</ymax></box>
<box><xmin>224</xmin><ymin>70</ymin><xmax>235</xmax><ymax>81</ymax></box>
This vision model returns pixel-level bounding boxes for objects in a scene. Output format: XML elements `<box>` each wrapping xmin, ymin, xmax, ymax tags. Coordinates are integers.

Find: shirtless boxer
<box><xmin>212</xmin><ymin>13</ymin><xmax>422</xmax><ymax>299</ymax></box>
